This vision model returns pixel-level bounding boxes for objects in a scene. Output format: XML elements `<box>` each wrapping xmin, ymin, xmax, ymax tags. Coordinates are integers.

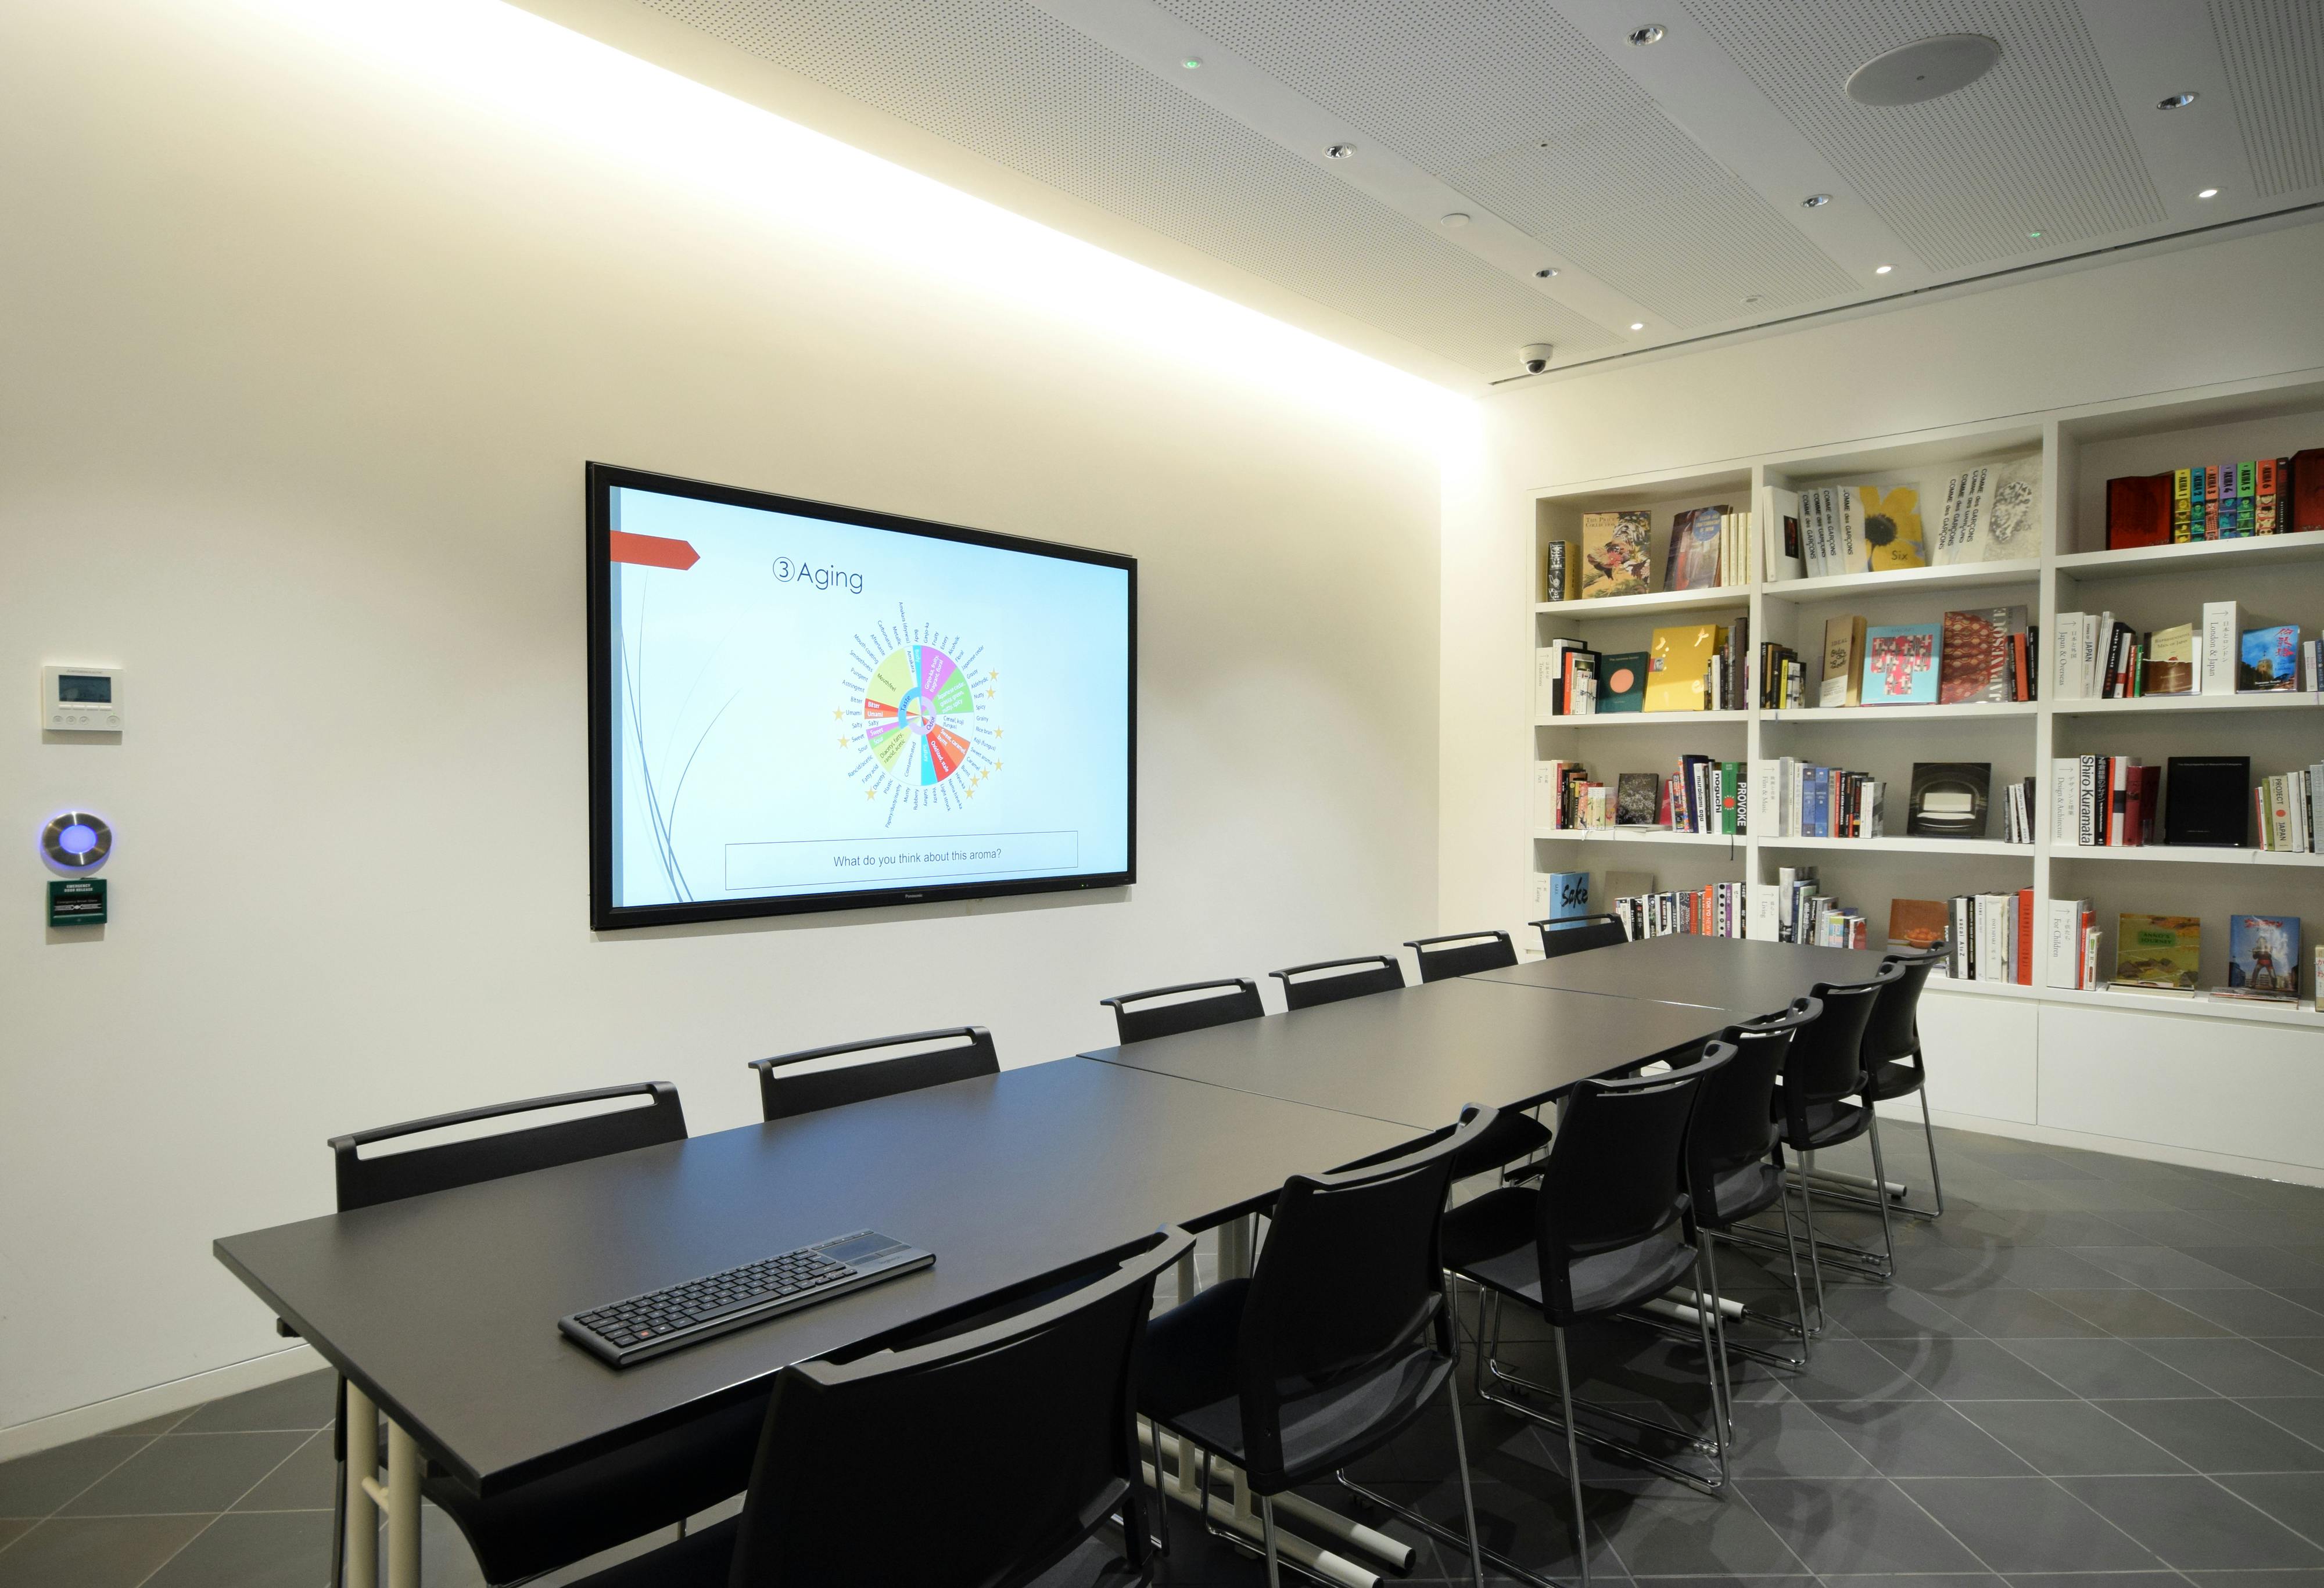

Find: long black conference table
<box><xmin>1082</xmin><ymin>975</ymin><xmax>1755</xmax><ymax>1131</ymax></box>
<box><xmin>1469</xmin><ymin>934</ymin><xmax>1891</xmax><ymax>1019</ymax></box>
<box><xmin>213</xmin><ymin>936</ymin><xmax>1882</xmax><ymax>1588</ymax></box>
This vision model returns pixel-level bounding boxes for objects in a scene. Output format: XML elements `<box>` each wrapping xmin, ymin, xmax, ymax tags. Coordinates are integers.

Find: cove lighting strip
<box><xmin>234</xmin><ymin>0</ymin><xmax>1473</xmax><ymax>444</ymax></box>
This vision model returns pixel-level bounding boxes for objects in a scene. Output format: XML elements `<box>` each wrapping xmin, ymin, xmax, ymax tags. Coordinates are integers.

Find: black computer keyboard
<box><xmin>559</xmin><ymin>1230</ymin><xmax>935</xmax><ymax>1366</ymax></box>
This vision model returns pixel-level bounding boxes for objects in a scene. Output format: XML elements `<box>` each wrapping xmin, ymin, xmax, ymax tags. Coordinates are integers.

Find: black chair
<box><xmin>1844</xmin><ymin>943</ymin><xmax>1949</xmax><ymax>1220</ymax></box>
<box><xmin>1139</xmin><ymin>1108</ymin><xmax>1501</xmax><ymax>1588</ymax></box>
<box><xmin>1100</xmin><ymin>978</ymin><xmax>1264</xmax><ymax>1044</ymax></box>
<box><xmin>1530</xmin><ymin>913</ymin><xmax>1629</xmax><ymax>958</ymax></box>
<box><xmin>750</xmin><ymin>1027</ymin><xmax>998</xmax><ymax>1120</ymax></box>
<box><xmin>570</xmin><ymin>1227</ymin><xmax>1195</xmax><ymax>1588</ymax></box>
<box><xmin>1682</xmin><ymin>1001</ymin><xmax>1823</xmax><ymax>1376</ymax></box>
<box><xmin>1405</xmin><ymin>930</ymin><xmax>1518</xmax><ymax>982</ymax></box>
<box><xmin>1763</xmin><ymin>971</ymin><xmax>1896</xmax><ymax>1296</ymax></box>
<box><xmin>324</xmin><ymin>1085</ymin><xmax>764</xmax><ymax>1588</ymax></box>
<box><xmin>1268</xmin><ymin>954</ymin><xmax>1404</xmax><ymax>1011</ymax></box>
<box><xmin>1443</xmin><ymin>1047</ymin><xmax>1734</xmax><ymax>1585</ymax></box>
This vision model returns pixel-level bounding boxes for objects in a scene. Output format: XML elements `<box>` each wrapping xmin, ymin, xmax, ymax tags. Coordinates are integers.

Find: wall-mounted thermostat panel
<box><xmin>41</xmin><ymin>666</ymin><xmax>122</xmax><ymax>731</ymax></box>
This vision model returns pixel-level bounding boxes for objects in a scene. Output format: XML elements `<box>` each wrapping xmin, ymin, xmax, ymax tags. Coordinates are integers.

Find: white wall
<box><xmin>0</xmin><ymin>1</ymin><xmax>1451</xmax><ymax>1435</ymax></box>
<box><xmin>1442</xmin><ymin>220</ymin><xmax>2324</xmax><ymax>935</ymax></box>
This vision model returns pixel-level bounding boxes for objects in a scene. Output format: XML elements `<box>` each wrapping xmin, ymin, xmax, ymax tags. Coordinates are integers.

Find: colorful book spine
<box><xmin>2172</xmin><ymin>468</ymin><xmax>2192</xmax><ymax>542</ymax></box>
<box><xmin>2239</xmin><ymin>460</ymin><xmax>2256</xmax><ymax>537</ymax></box>
<box><xmin>2258</xmin><ymin>458</ymin><xmax>2279</xmax><ymax>535</ymax></box>
<box><xmin>2192</xmin><ymin>465</ymin><xmax>2210</xmax><ymax>540</ymax></box>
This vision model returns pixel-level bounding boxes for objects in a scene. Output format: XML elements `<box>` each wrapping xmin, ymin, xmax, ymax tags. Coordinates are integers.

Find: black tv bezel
<box><xmin>586</xmin><ymin>462</ymin><xmax>1136</xmax><ymax>931</ymax></box>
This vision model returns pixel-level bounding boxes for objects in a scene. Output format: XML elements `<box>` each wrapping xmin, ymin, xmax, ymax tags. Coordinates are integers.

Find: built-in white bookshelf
<box><xmin>1525</xmin><ymin>369</ymin><xmax>2324</xmax><ymax>1181</ymax></box>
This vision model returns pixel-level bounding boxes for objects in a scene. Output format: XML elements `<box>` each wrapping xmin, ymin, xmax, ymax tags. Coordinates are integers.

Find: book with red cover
<box><xmin>2294</xmin><ymin>450</ymin><xmax>2324</xmax><ymax>535</ymax></box>
<box><xmin>2124</xmin><ymin>764</ymin><xmax>2145</xmax><ymax>847</ymax></box>
<box><xmin>1939</xmin><ymin>606</ymin><xmax>2024</xmax><ymax>705</ymax></box>
<box><xmin>2015</xmin><ymin>889</ymin><xmax>2035</xmax><ymax>985</ymax></box>
<box><xmin>2136</xmin><ymin>764</ymin><xmax>2161</xmax><ymax>845</ymax></box>
<box><xmin>2106</xmin><ymin>473</ymin><xmax>2173</xmax><ymax>548</ymax></box>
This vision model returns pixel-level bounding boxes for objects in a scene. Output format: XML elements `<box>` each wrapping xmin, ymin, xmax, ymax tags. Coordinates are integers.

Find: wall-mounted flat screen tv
<box><xmin>588</xmin><ymin>464</ymin><xmax>1135</xmax><ymax>929</ymax></box>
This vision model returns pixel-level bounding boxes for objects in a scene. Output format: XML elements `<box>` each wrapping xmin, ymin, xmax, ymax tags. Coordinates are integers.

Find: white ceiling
<box><xmin>618</xmin><ymin>0</ymin><xmax>2322</xmax><ymax>385</ymax></box>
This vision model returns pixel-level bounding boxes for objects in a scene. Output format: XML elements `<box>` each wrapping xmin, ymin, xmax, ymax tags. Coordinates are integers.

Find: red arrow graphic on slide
<box><xmin>609</xmin><ymin>531</ymin><xmax>699</xmax><ymax>571</ymax></box>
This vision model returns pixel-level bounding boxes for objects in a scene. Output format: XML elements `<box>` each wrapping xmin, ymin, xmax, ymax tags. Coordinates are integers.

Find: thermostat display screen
<box><xmin>59</xmin><ymin>675</ymin><xmax>112</xmax><ymax>703</ymax></box>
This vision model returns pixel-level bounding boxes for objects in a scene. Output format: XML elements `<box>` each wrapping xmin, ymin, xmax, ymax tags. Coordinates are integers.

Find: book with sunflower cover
<box><xmin>1857</xmin><ymin>484</ymin><xmax>1929</xmax><ymax>572</ymax></box>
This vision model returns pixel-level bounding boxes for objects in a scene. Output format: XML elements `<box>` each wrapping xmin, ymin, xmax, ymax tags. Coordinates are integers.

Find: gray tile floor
<box><xmin>4</xmin><ymin>1120</ymin><xmax>2322</xmax><ymax>1586</ymax></box>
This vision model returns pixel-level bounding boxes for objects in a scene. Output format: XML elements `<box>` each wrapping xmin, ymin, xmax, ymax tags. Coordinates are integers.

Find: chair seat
<box><xmin>1139</xmin><ymin>1280</ymin><xmax>1452</xmax><ymax>1493</ymax></box>
<box><xmin>1700</xmin><ymin>1159</ymin><xmax>1785</xmax><ymax>1227</ymax></box>
<box><xmin>1449</xmin><ymin>1108</ymin><xmax>1551</xmax><ymax>1180</ymax></box>
<box><xmin>1441</xmin><ymin>1187</ymin><xmax>1698</xmax><ymax>1323</ymax></box>
<box><xmin>1770</xmin><ymin>1087</ymin><xmax>1871</xmax><ymax>1152</ymax></box>
<box><xmin>425</xmin><ymin>1394</ymin><xmax>766</xmax><ymax>1584</ymax></box>
<box><xmin>1867</xmin><ymin>1058</ymin><xmax>1923</xmax><ymax>1101</ymax></box>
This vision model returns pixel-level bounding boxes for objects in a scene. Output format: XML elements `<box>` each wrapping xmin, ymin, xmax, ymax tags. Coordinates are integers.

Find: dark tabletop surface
<box><xmin>1083</xmin><ymin>975</ymin><xmax>1748</xmax><ymax>1128</ymax></box>
<box><xmin>1471</xmin><ymin>935</ymin><xmax>1892</xmax><ymax>1019</ymax></box>
<box><xmin>214</xmin><ymin>1058</ymin><xmax>1410</xmax><ymax>1496</ymax></box>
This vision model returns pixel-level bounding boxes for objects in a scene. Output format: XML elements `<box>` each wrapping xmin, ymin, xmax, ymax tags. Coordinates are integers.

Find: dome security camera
<box><xmin>1518</xmin><ymin>343</ymin><xmax>1554</xmax><ymax>375</ymax></box>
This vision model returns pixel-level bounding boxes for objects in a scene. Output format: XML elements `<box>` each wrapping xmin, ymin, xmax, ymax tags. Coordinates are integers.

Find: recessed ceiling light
<box><xmin>2197</xmin><ymin>186</ymin><xmax>2219</xmax><ymax>198</ymax></box>
<box><xmin>1628</xmin><ymin>24</ymin><xmax>1665</xmax><ymax>45</ymax></box>
<box><xmin>1874</xmin><ymin>264</ymin><xmax>1893</xmax><ymax>274</ymax></box>
<box><xmin>1845</xmin><ymin>34</ymin><xmax>2000</xmax><ymax>105</ymax></box>
<box><xmin>2158</xmin><ymin>91</ymin><xmax>2197</xmax><ymax>110</ymax></box>
<box><xmin>2028</xmin><ymin>229</ymin><xmax>2043</xmax><ymax>238</ymax></box>
<box><xmin>1802</xmin><ymin>193</ymin><xmax>1831</xmax><ymax>209</ymax></box>
<box><xmin>1630</xmin><ymin>321</ymin><xmax>1646</xmax><ymax>331</ymax></box>
<box><xmin>1181</xmin><ymin>56</ymin><xmax>1202</xmax><ymax>69</ymax></box>
<box><xmin>1324</xmin><ymin>143</ymin><xmax>1356</xmax><ymax>160</ymax></box>
<box><xmin>1441</xmin><ymin>213</ymin><xmax>1472</xmax><ymax>228</ymax></box>
<box><xmin>1535</xmin><ymin>267</ymin><xmax>1559</xmax><ymax>278</ymax></box>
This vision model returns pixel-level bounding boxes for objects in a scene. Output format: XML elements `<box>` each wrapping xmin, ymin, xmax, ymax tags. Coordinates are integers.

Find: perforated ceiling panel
<box><xmin>1683</xmin><ymin>0</ymin><xmax>2164</xmax><ymax>271</ymax></box>
<box><xmin>637</xmin><ymin>0</ymin><xmax>1612</xmax><ymax>373</ymax></box>
<box><xmin>1154</xmin><ymin>0</ymin><xmax>1853</xmax><ymax>325</ymax></box>
<box><xmin>2209</xmin><ymin>0</ymin><xmax>2324</xmax><ymax>199</ymax></box>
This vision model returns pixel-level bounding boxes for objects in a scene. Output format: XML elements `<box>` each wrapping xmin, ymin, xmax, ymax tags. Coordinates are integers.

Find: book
<box><xmin>2106</xmin><ymin>473</ymin><xmax>2174</xmax><ymax>549</ymax></box>
<box><xmin>2223</xmin><ymin>914</ymin><xmax>2301</xmax><ymax>1000</ymax></box>
<box><xmin>1763</xmin><ymin>486</ymin><xmax>1804</xmax><ymax>581</ymax></box>
<box><xmin>2111</xmin><ymin>914</ymin><xmax>2201</xmax><ymax>991</ymax></box>
<box><xmin>1909</xmin><ymin>762</ymin><xmax>1991</xmax><ymax>839</ymax></box>
<box><xmin>1859</xmin><ymin>484</ymin><xmax>1928</xmax><ymax>570</ymax></box>
<box><xmin>1981</xmin><ymin>454</ymin><xmax>2043</xmax><ymax>561</ymax></box>
<box><xmin>1597</xmin><ymin>651</ymin><xmax>1648</xmax><ymax>713</ymax></box>
<box><xmin>2240</xmin><ymin>625</ymin><xmax>2300</xmax><ymax>691</ymax></box>
<box><xmin>1939</xmin><ymin>605</ymin><xmax>2027</xmax><ymax>706</ymax></box>
<box><xmin>2294</xmin><ymin>448</ymin><xmax>2324</xmax><ymax>534</ymax></box>
<box><xmin>2258</xmin><ymin>457</ymin><xmax>2279</xmax><ymax>536</ymax></box>
<box><xmin>1820</xmin><ymin>616</ymin><xmax>1866</xmax><ymax>708</ymax></box>
<box><xmin>1888</xmin><ymin>897</ymin><xmax>1948</xmax><ymax>953</ymax></box>
<box><xmin>2046</xmin><ymin>897</ymin><xmax>2096</xmax><ymax>988</ymax></box>
<box><xmin>1932</xmin><ymin>466</ymin><xmax>1992</xmax><ymax>566</ymax></box>
<box><xmin>2146</xmin><ymin>623</ymin><xmax>2198</xmax><ymax>695</ymax></box>
<box><xmin>1664</xmin><ymin>505</ymin><xmax>1727</xmax><ymax>592</ymax></box>
<box><xmin>1543</xmin><ymin>871</ymin><xmax>1591</xmax><ymax>922</ymax></box>
<box><xmin>2164</xmin><ymin>755</ymin><xmax>2251</xmax><ymax>847</ymax></box>
<box><xmin>1862</xmin><ymin>623</ymin><xmax>1941</xmax><ymax>705</ymax></box>
<box><xmin>2172</xmin><ymin>467</ymin><xmax>2192</xmax><ymax>541</ymax></box>
<box><xmin>1579</xmin><ymin>511</ymin><xmax>1651</xmax><ymax>599</ymax></box>
<box><xmin>1615</xmin><ymin>772</ymin><xmax>1663</xmax><ymax>826</ymax></box>
<box><xmin>1544</xmin><ymin>541</ymin><xmax>1574</xmax><ymax>602</ymax></box>
<box><xmin>2200</xmin><ymin>601</ymin><xmax>2240</xmax><ymax>695</ymax></box>
<box><xmin>1644</xmin><ymin>624</ymin><xmax>1721</xmax><ymax>713</ymax></box>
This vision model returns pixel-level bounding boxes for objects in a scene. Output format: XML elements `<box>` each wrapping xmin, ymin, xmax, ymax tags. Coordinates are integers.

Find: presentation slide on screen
<box><xmin>605</xmin><ymin>486</ymin><xmax>1131</xmax><ymax>910</ymax></box>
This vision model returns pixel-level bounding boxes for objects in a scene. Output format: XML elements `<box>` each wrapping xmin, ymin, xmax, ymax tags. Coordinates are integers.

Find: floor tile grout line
<box><xmin>126</xmin><ymin>1423</ymin><xmax>324</xmax><ymax>1588</ymax></box>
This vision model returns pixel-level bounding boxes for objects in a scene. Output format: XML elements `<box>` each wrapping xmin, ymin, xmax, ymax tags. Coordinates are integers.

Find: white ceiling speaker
<box><xmin>1845</xmin><ymin>34</ymin><xmax>2001</xmax><ymax>106</ymax></box>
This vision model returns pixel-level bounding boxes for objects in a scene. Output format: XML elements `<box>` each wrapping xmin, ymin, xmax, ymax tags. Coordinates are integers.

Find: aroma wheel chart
<box><xmin>841</xmin><ymin>608</ymin><xmax>1000</xmax><ymax>822</ymax></box>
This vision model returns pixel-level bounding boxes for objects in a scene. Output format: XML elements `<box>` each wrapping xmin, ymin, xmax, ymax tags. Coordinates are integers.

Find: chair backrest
<box><xmin>1777</xmin><ymin>972</ymin><xmax>1888</xmax><ymax>1122</ymax></box>
<box><xmin>1099</xmin><ymin>978</ymin><xmax>1264</xmax><ymax>1044</ymax></box>
<box><xmin>330</xmin><ymin>1083</ymin><xmax>686</xmax><ymax>1213</ymax></box>
<box><xmin>1405</xmin><ymin>930</ymin><xmax>1519</xmax><ymax>983</ymax></box>
<box><xmin>1532</xmin><ymin>913</ymin><xmax>1630</xmax><ymax>958</ymax></box>
<box><xmin>751</xmin><ymin>1027</ymin><xmax>999</xmax><ymax>1122</ymax></box>
<box><xmin>727</xmin><ymin>1227</ymin><xmax>1193</xmax><ymax>1588</ymax></box>
<box><xmin>1269</xmin><ymin>954</ymin><xmax>1407</xmax><ymax>1011</ymax></box>
<box><xmin>1232</xmin><ymin>1106</ymin><xmax>1498</xmax><ymax>1487</ymax></box>
<box><xmin>1532</xmin><ymin>1046</ymin><xmax>1728</xmax><ymax>1317</ymax></box>
<box><xmin>1685</xmin><ymin>998</ymin><xmax>1821</xmax><ymax>1198</ymax></box>
<box><xmin>1867</xmin><ymin>942</ymin><xmax>1945</xmax><ymax>1066</ymax></box>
